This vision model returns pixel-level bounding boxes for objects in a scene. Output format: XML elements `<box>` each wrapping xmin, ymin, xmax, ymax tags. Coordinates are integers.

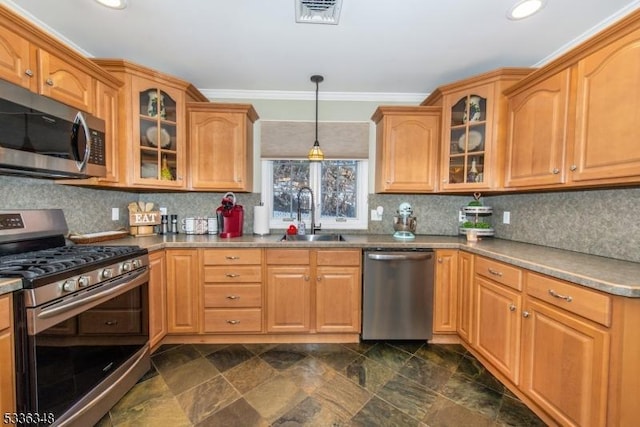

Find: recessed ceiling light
<box><xmin>507</xmin><ymin>0</ymin><xmax>546</xmax><ymax>20</ymax></box>
<box><xmin>94</xmin><ymin>0</ymin><xmax>128</xmax><ymax>10</ymax></box>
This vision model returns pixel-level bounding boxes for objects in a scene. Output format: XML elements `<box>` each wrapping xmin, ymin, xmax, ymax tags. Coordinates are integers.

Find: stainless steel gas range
<box><xmin>0</xmin><ymin>209</ymin><xmax>150</xmax><ymax>427</ymax></box>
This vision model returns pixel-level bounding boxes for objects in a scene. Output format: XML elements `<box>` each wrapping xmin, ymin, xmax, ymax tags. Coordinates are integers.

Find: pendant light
<box><xmin>308</xmin><ymin>74</ymin><xmax>324</xmax><ymax>161</ymax></box>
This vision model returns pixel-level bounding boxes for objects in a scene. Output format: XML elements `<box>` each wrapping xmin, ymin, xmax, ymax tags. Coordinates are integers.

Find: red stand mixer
<box><xmin>216</xmin><ymin>192</ymin><xmax>244</xmax><ymax>237</ymax></box>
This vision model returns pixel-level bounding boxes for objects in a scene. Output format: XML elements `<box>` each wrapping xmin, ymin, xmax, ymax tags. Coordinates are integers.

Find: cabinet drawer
<box><xmin>203</xmin><ymin>308</ymin><xmax>262</xmax><ymax>333</ymax></box>
<box><xmin>78</xmin><ymin>310</ymin><xmax>142</xmax><ymax>334</ymax></box>
<box><xmin>317</xmin><ymin>250</ymin><xmax>361</xmax><ymax>266</ymax></box>
<box><xmin>475</xmin><ymin>257</ymin><xmax>522</xmax><ymax>291</ymax></box>
<box><xmin>203</xmin><ymin>266</ymin><xmax>262</xmax><ymax>283</ymax></box>
<box><xmin>203</xmin><ymin>249</ymin><xmax>261</xmax><ymax>265</ymax></box>
<box><xmin>526</xmin><ymin>272</ymin><xmax>612</xmax><ymax>327</ymax></box>
<box><xmin>0</xmin><ymin>295</ymin><xmax>11</xmax><ymax>331</ymax></box>
<box><xmin>266</xmin><ymin>249</ymin><xmax>310</xmax><ymax>265</ymax></box>
<box><xmin>203</xmin><ymin>285</ymin><xmax>262</xmax><ymax>308</ymax></box>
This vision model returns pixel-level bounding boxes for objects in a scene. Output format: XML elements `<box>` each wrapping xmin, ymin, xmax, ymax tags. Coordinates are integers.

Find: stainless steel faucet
<box><xmin>297</xmin><ymin>186</ymin><xmax>321</xmax><ymax>234</ymax></box>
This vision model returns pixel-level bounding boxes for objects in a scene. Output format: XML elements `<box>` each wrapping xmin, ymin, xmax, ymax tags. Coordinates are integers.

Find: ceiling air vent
<box><xmin>296</xmin><ymin>0</ymin><xmax>342</xmax><ymax>25</ymax></box>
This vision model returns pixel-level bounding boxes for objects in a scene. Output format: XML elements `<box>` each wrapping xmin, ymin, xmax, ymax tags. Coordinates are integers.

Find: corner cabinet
<box><xmin>91</xmin><ymin>59</ymin><xmax>207</xmax><ymax>189</ymax></box>
<box><xmin>187</xmin><ymin>103</ymin><xmax>258</xmax><ymax>191</ymax></box>
<box><xmin>422</xmin><ymin>68</ymin><xmax>531</xmax><ymax>191</ymax></box>
<box><xmin>504</xmin><ymin>11</ymin><xmax>640</xmax><ymax>190</ymax></box>
<box><xmin>371</xmin><ymin>106</ymin><xmax>440</xmax><ymax>193</ymax></box>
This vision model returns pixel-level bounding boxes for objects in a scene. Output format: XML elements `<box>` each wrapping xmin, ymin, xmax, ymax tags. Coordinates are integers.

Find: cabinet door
<box><xmin>131</xmin><ymin>77</ymin><xmax>186</xmax><ymax>188</ymax></box>
<box><xmin>571</xmin><ymin>29</ymin><xmax>640</xmax><ymax>183</ymax></box>
<box><xmin>316</xmin><ymin>266</ymin><xmax>361</xmax><ymax>333</ymax></box>
<box><xmin>189</xmin><ymin>110</ymin><xmax>251</xmax><ymax>191</ymax></box>
<box><xmin>0</xmin><ymin>294</ymin><xmax>15</xmax><ymax>416</ymax></box>
<box><xmin>166</xmin><ymin>250</ymin><xmax>200</xmax><ymax>333</ymax></box>
<box><xmin>474</xmin><ymin>276</ymin><xmax>522</xmax><ymax>384</ymax></box>
<box><xmin>266</xmin><ymin>266</ymin><xmax>310</xmax><ymax>333</ymax></box>
<box><xmin>94</xmin><ymin>81</ymin><xmax>119</xmax><ymax>183</ymax></box>
<box><xmin>375</xmin><ymin>112</ymin><xmax>439</xmax><ymax>192</ymax></box>
<box><xmin>441</xmin><ymin>85</ymin><xmax>494</xmax><ymax>190</ymax></box>
<box><xmin>504</xmin><ymin>69</ymin><xmax>570</xmax><ymax>188</ymax></box>
<box><xmin>521</xmin><ymin>298</ymin><xmax>609</xmax><ymax>427</ymax></box>
<box><xmin>433</xmin><ymin>250</ymin><xmax>458</xmax><ymax>333</ymax></box>
<box><xmin>457</xmin><ymin>251</ymin><xmax>474</xmax><ymax>343</ymax></box>
<box><xmin>0</xmin><ymin>24</ymin><xmax>33</xmax><ymax>89</ymax></box>
<box><xmin>148</xmin><ymin>251</ymin><xmax>167</xmax><ymax>348</ymax></box>
<box><xmin>38</xmin><ymin>49</ymin><xmax>93</xmax><ymax>113</ymax></box>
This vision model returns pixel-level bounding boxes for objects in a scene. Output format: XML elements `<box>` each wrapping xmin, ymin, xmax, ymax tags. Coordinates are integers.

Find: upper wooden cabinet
<box><xmin>505</xmin><ymin>10</ymin><xmax>640</xmax><ymax>190</ymax></box>
<box><xmin>422</xmin><ymin>68</ymin><xmax>532</xmax><ymax>191</ymax></box>
<box><xmin>372</xmin><ymin>106</ymin><xmax>440</xmax><ymax>193</ymax></box>
<box><xmin>91</xmin><ymin>59</ymin><xmax>207</xmax><ymax>190</ymax></box>
<box><xmin>187</xmin><ymin>102</ymin><xmax>258</xmax><ymax>192</ymax></box>
<box><xmin>0</xmin><ymin>6</ymin><xmax>122</xmax><ymax>115</ymax></box>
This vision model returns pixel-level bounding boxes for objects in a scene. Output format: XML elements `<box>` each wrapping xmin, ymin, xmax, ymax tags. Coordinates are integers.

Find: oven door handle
<box><xmin>31</xmin><ymin>268</ymin><xmax>148</xmax><ymax>334</ymax></box>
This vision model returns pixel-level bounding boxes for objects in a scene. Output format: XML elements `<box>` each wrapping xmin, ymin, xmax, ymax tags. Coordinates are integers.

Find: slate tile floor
<box><xmin>95</xmin><ymin>342</ymin><xmax>546</xmax><ymax>426</ymax></box>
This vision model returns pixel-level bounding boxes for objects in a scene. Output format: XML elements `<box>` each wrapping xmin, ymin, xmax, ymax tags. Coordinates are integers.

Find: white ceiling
<box><xmin>3</xmin><ymin>0</ymin><xmax>640</xmax><ymax>101</ymax></box>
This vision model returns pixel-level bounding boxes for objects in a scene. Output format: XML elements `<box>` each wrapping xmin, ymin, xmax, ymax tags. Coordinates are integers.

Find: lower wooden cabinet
<box><xmin>433</xmin><ymin>250</ymin><xmax>458</xmax><ymax>333</ymax></box>
<box><xmin>456</xmin><ymin>251</ymin><xmax>474</xmax><ymax>344</ymax></box>
<box><xmin>0</xmin><ymin>293</ymin><xmax>15</xmax><ymax>416</ymax></box>
<box><xmin>148</xmin><ymin>250</ymin><xmax>167</xmax><ymax>348</ymax></box>
<box><xmin>166</xmin><ymin>249</ymin><xmax>200</xmax><ymax>334</ymax></box>
<box><xmin>470</xmin><ymin>255</ymin><xmax>615</xmax><ymax>426</ymax></box>
<box><xmin>201</xmin><ymin>249</ymin><xmax>263</xmax><ymax>333</ymax></box>
<box><xmin>266</xmin><ymin>249</ymin><xmax>361</xmax><ymax>334</ymax></box>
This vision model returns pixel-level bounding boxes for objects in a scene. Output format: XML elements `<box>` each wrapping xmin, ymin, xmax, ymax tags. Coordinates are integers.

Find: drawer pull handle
<box><xmin>509</xmin><ymin>304</ymin><xmax>516</xmax><ymax>312</ymax></box>
<box><xmin>548</xmin><ymin>289</ymin><xmax>573</xmax><ymax>302</ymax></box>
<box><xmin>225</xmin><ymin>256</ymin><xmax>240</xmax><ymax>260</ymax></box>
<box><xmin>105</xmin><ymin>320</ymin><xmax>118</xmax><ymax>326</ymax></box>
<box><xmin>225</xmin><ymin>273</ymin><xmax>240</xmax><ymax>278</ymax></box>
<box><xmin>226</xmin><ymin>320</ymin><xmax>240</xmax><ymax>325</ymax></box>
<box><xmin>488</xmin><ymin>268</ymin><xmax>503</xmax><ymax>277</ymax></box>
<box><xmin>226</xmin><ymin>295</ymin><xmax>240</xmax><ymax>300</ymax></box>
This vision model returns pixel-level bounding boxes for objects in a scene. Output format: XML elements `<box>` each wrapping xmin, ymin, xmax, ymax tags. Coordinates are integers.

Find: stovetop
<box><xmin>0</xmin><ymin>245</ymin><xmax>147</xmax><ymax>285</ymax></box>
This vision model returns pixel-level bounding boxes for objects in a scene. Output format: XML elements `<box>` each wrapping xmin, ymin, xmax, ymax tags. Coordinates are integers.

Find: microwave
<box><xmin>0</xmin><ymin>79</ymin><xmax>106</xmax><ymax>179</ymax></box>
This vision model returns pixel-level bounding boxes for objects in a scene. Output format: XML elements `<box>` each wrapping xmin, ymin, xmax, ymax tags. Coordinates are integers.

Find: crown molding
<box><xmin>199</xmin><ymin>89</ymin><xmax>428</xmax><ymax>103</ymax></box>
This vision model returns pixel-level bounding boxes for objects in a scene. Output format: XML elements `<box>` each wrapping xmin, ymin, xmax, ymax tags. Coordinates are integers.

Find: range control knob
<box><xmin>101</xmin><ymin>268</ymin><xmax>113</xmax><ymax>280</ymax></box>
<box><xmin>61</xmin><ymin>279</ymin><xmax>77</xmax><ymax>293</ymax></box>
<box><xmin>78</xmin><ymin>276</ymin><xmax>91</xmax><ymax>288</ymax></box>
<box><xmin>132</xmin><ymin>259</ymin><xmax>142</xmax><ymax>269</ymax></box>
<box><xmin>120</xmin><ymin>261</ymin><xmax>132</xmax><ymax>273</ymax></box>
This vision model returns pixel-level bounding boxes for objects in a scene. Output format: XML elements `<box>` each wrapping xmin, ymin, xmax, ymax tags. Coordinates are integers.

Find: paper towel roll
<box><xmin>253</xmin><ymin>205</ymin><xmax>270</xmax><ymax>235</ymax></box>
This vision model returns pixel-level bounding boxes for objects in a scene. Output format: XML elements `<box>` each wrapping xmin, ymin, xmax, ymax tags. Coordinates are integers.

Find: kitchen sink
<box><xmin>279</xmin><ymin>234</ymin><xmax>346</xmax><ymax>242</ymax></box>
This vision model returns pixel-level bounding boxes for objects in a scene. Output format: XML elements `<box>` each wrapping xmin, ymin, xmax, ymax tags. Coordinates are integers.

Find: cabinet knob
<box><xmin>509</xmin><ymin>304</ymin><xmax>516</xmax><ymax>312</ymax></box>
<box><xmin>522</xmin><ymin>311</ymin><xmax>530</xmax><ymax>318</ymax></box>
<box><xmin>304</xmin><ymin>275</ymin><xmax>310</xmax><ymax>281</ymax></box>
<box><xmin>552</xmin><ymin>168</ymin><xmax>560</xmax><ymax>174</ymax></box>
<box><xmin>570</xmin><ymin>165</ymin><xmax>577</xmax><ymax>171</ymax></box>
<box><xmin>437</xmin><ymin>258</ymin><xmax>443</xmax><ymax>263</ymax></box>
<box><xmin>24</xmin><ymin>69</ymin><xmax>34</xmax><ymax>77</ymax></box>
<box><xmin>45</xmin><ymin>78</ymin><xmax>54</xmax><ymax>86</ymax></box>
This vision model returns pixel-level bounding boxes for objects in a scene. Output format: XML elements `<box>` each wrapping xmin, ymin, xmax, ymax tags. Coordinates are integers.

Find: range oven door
<box><xmin>14</xmin><ymin>268</ymin><xmax>150</xmax><ymax>427</ymax></box>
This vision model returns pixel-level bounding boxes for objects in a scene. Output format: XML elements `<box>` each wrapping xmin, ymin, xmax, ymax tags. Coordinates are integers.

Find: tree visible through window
<box><xmin>265</xmin><ymin>159</ymin><xmax>367</xmax><ymax>229</ymax></box>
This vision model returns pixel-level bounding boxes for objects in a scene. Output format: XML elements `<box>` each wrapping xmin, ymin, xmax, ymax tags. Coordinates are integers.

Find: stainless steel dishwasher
<box><xmin>362</xmin><ymin>248</ymin><xmax>434</xmax><ymax>340</ymax></box>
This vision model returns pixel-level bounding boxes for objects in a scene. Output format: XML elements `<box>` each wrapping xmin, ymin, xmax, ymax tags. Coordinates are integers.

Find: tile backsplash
<box><xmin>2</xmin><ymin>175</ymin><xmax>638</xmax><ymax>262</ymax></box>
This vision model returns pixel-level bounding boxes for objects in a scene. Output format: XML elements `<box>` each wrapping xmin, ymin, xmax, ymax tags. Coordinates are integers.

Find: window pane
<box><xmin>320</xmin><ymin>161</ymin><xmax>358</xmax><ymax>219</ymax></box>
<box><xmin>272</xmin><ymin>160</ymin><xmax>310</xmax><ymax>220</ymax></box>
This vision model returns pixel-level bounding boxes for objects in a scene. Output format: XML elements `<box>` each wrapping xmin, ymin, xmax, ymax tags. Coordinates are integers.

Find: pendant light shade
<box><xmin>308</xmin><ymin>74</ymin><xmax>324</xmax><ymax>161</ymax></box>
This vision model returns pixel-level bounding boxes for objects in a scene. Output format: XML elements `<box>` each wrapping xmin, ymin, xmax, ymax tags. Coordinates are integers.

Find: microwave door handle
<box><xmin>71</xmin><ymin>111</ymin><xmax>91</xmax><ymax>172</ymax></box>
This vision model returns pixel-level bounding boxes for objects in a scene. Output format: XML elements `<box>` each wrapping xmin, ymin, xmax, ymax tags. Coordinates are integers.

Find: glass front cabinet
<box><xmin>91</xmin><ymin>59</ymin><xmax>207</xmax><ymax>189</ymax></box>
<box><xmin>423</xmin><ymin>68</ymin><xmax>532</xmax><ymax>191</ymax></box>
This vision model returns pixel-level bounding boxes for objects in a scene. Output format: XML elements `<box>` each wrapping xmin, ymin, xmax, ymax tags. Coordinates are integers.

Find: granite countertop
<box><xmin>4</xmin><ymin>234</ymin><xmax>638</xmax><ymax>298</ymax></box>
<box><xmin>0</xmin><ymin>277</ymin><xmax>23</xmax><ymax>296</ymax></box>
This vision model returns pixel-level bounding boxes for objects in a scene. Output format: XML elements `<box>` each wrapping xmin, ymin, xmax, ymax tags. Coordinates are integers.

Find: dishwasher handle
<box><xmin>366</xmin><ymin>252</ymin><xmax>433</xmax><ymax>261</ymax></box>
